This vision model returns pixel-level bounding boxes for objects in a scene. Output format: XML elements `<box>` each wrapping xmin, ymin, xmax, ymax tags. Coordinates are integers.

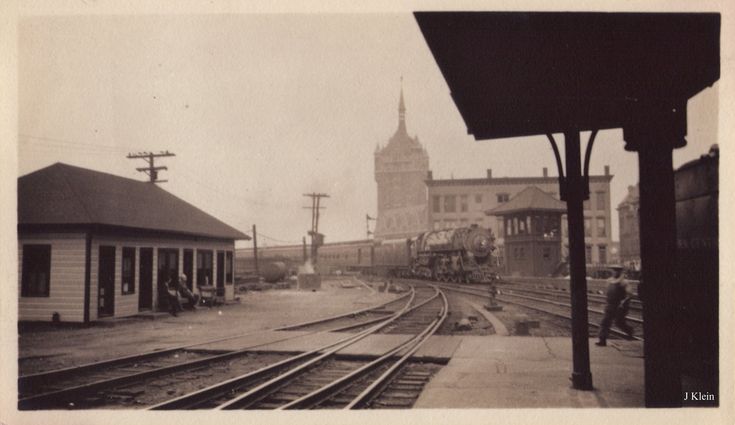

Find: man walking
<box><xmin>596</xmin><ymin>266</ymin><xmax>634</xmax><ymax>346</ymax></box>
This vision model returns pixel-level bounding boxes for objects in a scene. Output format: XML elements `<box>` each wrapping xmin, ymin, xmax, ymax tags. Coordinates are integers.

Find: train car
<box><xmin>372</xmin><ymin>238</ymin><xmax>412</xmax><ymax>277</ymax></box>
<box><xmin>674</xmin><ymin>145</ymin><xmax>718</xmax><ymax>400</ymax></box>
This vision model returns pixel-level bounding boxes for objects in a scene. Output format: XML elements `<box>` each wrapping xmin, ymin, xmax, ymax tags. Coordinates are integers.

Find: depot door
<box><xmin>183</xmin><ymin>249</ymin><xmax>194</xmax><ymax>291</ymax></box>
<box><xmin>98</xmin><ymin>246</ymin><xmax>115</xmax><ymax>317</ymax></box>
<box><xmin>157</xmin><ymin>249</ymin><xmax>179</xmax><ymax>309</ymax></box>
<box><xmin>216</xmin><ymin>251</ymin><xmax>225</xmax><ymax>297</ymax></box>
<box><xmin>139</xmin><ymin>248</ymin><xmax>153</xmax><ymax>311</ymax></box>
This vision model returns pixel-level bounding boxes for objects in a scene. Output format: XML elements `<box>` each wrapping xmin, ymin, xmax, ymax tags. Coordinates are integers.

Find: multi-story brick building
<box><xmin>617</xmin><ymin>184</ymin><xmax>641</xmax><ymax>270</ymax></box>
<box><xmin>373</xmin><ymin>88</ymin><xmax>430</xmax><ymax>239</ymax></box>
<box><xmin>426</xmin><ymin>167</ymin><xmax>614</xmax><ymax>265</ymax></box>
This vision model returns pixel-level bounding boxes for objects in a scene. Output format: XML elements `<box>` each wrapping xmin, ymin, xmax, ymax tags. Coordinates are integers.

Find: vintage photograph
<box><xmin>1</xmin><ymin>2</ymin><xmax>729</xmax><ymax>423</ymax></box>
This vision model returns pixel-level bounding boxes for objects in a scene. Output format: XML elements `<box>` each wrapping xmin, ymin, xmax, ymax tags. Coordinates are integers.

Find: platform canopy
<box><xmin>414</xmin><ymin>12</ymin><xmax>720</xmax><ymax>141</ymax></box>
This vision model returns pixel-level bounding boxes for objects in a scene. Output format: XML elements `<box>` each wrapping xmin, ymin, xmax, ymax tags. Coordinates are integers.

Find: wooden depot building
<box><xmin>18</xmin><ymin>163</ymin><xmax>249</xmax><ymax>323</ymax></box>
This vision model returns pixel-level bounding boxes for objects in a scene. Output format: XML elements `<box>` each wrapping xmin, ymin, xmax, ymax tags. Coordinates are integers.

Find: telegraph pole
<box><xmin>127</xmin><ymin>151</ymin><xmax>175</xmax><ymax>183</ymax></box>
<box><xmin>366</xmin><ymin>214</ymin><xmax>376</xmax><ymax>238</ymax></box>
<box><xmin>302</xmin><ymin>193</ymin><xmax>329</xmax><ymax>266</ymax></box>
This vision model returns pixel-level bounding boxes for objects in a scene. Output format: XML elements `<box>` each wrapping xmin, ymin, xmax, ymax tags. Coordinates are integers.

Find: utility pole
<box><xmin>302</xmin><ymin>192</ymin><xmax>329</xmax><ymax>266</ymax></box>
<box><xmin>366</xmin><ymin>214</ymin><xmax>376</xmax><ymax>238</ymax></box>
<box><xmin>302</xmin><ymin>236</ymin><xmax>308</xmax><ymax>263</ymax></box>
<box><xmin>127</xmin><ymin>151</ymin><xmax>175</xmax><ymax>183</ymax></box>
<box><xmin>252</xmin><ymin>224</ymin><xmax>259</xmax><ymax>278</ymax></box>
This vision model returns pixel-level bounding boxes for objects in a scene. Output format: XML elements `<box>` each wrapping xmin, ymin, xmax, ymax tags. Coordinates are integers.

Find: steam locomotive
<box><xmin>373</xmin><ymin>225</ymin><xmax>498</xmax><ymax>282</ymax></box>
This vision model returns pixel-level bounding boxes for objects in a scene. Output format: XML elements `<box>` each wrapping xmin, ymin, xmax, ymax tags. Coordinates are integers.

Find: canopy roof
<box><xmin>415</xmin><ymin>12</ymin><xmax>720</xmax><ymax>140</ymax></box>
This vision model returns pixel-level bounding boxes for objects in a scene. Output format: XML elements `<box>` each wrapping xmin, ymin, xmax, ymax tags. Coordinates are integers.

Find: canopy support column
<box><xmin>563</xmin><ymin>130</ymin><xmax>594</xmax><ymax>390</ymax></box>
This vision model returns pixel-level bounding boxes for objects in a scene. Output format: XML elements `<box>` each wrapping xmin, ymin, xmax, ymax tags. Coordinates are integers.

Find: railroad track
<box><xmin>148</xmin><ymin>285</ymin><xmax>447</xmax><ymax>410</ymax></box>
<box><xmin>18</xmin><ymin>290</ymin><xmax>412</xmax><ymax>410</ymax></box>
<box><xmin>409</xmin><ymin>280</ymin><xmax>643</xmax><ymax>341</ymax></box>
<box><xmin>495</xmin><ymin>280</ymin><xmax>643</xmax><ymax>312</ymax></box>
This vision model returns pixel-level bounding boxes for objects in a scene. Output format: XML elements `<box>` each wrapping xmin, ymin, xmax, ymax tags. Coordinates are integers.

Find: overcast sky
<box><xmin>17</xmin><ymin>13</ymin><xmax>719</xmax><ymax>247</ymax></box>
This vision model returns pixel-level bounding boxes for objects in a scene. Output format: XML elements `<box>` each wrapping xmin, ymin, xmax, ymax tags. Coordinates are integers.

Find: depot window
<box><xmin>121</xmin><ymin>247</ymin><xmax>136</xmax><ymax>295</ymax></box>
<box><xmin>226</xmin><ymin>251</ymin><xmax>233</xmax><ymax>284</ymax></box>
<box><xmin>197</xmin><ymin>250</ymin><xmax>213</xmax><ymax>286</ymax></box>
<box><xmin>21</xmin><ymin>244</ymin><xmax>51</xmax><ymax>297</ymax></box>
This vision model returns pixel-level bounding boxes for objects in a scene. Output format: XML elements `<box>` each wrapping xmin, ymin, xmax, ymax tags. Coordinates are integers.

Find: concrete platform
<box><xmin>414</xmin><ymin>336</ymin><xmax>644</xmax><ymax>408</ymax></box>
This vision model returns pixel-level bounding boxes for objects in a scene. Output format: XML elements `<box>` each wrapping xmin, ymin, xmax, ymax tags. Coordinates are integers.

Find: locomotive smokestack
<box><xmin>543</xmin><ymin>167</ymin><xmax>548</xmax><ymax>177</ymax></box>
<box><xmin>486</xmin><ymin>169</ymin><xmax>492</xmax><ymax>179</ymax></box>
<box><xmin>427</xmin><ymin>170</ymin><xmax>433</xmax><ymax>180</ymax></box>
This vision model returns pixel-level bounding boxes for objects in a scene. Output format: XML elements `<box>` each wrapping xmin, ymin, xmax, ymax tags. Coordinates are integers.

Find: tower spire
<box><xmin>398</xmin><ymin>76</ymin><xmax>407</xmax><ymax>134</ymax></box>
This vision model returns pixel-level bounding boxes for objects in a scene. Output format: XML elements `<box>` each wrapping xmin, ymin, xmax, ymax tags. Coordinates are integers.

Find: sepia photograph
<box><xmin>0</xmin><ymin>1</ymin><xmax>732</xmax><ymax>424</ymax></box>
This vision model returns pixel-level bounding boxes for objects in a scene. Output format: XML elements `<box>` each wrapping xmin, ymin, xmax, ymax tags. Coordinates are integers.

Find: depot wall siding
<box><xmin>90</xmin><ymin>235</ymin><xmax>236</xmax><ymax>321</ymax></box>
<box><xmin>19</xmin><ymin>231</ymin><xmax>237</xmax><ymax>323</ymax></box>
<box><xmin>18</xmin><ymin>233</ymin><xmax>87</xmax><ymax>322</ymax></box>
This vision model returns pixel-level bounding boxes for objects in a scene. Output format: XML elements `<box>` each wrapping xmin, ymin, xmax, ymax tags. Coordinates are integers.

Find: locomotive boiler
<box><xmin>373</xmin><ymin>225</ymin><xmax>497</xmax><ymax>283</ymax></box>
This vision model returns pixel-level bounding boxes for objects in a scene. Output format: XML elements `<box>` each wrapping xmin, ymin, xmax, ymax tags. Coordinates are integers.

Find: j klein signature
<box><xmin>684</xmin><ymin>392</ymin><xmax>715</xmax><ymax>402</ymax></box>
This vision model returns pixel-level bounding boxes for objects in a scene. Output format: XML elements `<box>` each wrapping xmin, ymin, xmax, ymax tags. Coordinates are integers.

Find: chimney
<box><xmin>604</xmin><ymin>165</ymin><xmax>610</xmax><ymax>176</ymax></box>
<box><xmin>427</xmin><ymin>170</ymin><xmax>433</xmax><ymax>180</ymax></box>
<box><xmin>543</xmin><ymin>167</ymin><xmax>548</xmax><ymax>177</ymax></box>
<box><xmin>486</xmin><ymin>169</ymin><xmax>492</xmax><ymax>179</ymax></box>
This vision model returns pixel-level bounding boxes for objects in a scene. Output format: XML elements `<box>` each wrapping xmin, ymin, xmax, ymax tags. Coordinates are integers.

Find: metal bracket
<box><xmin>582</xmin><ymin>130</ymin><xmax>598</xmax><ymax>200</ymax></box>
<box><xmin>547</xmin><ymin>131</ymin><xmax>598</xmax><ymax>202</ymax></box>
<box><xmin>546</xmin><ymin>133</ymin><xmax>567</xmax><ymax>201</ymax></box>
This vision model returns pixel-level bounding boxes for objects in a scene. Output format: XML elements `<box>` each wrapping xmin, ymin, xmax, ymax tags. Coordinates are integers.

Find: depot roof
<box><xmin>19</xmin><ymin>163</ymin><xmax>249</xmax><ymax>241</ymax></box>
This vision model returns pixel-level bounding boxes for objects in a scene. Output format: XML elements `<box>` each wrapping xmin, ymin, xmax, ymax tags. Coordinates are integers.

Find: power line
<box><xmin>19</xmin><ymin>134</ymin><xmax>146</xmax><ymax>152</ymax></box>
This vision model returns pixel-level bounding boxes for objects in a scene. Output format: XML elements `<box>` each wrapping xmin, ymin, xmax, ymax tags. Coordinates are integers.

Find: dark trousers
<box><xmin>168</xmin><ymin>293</ymin><xmax>182</xmax><ymax>315</ymax></box>
<box><xmin>598</xmin><ymin>306</ymin><xmax>633</xmax><ymax>341</ymax></box>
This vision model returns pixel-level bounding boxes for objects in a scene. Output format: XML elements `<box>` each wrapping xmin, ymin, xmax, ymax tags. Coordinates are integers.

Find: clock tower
<box><xmin>374</xmin><ymin>85</ymin><xmax>430</xmax><ymax>239</ymax></box>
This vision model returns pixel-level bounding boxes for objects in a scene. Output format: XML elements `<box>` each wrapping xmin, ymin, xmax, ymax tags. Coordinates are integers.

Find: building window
<box><xmin>584</xmin><ymin>217</ymin><xmax>592</xmax><ymax>236</ymax></box>
<box><xmin>460</xmin><ymin>195</ymin><xmax>468</xmax><ymax>212</ymax></box>
<box><xmin>497</xmin><ymin>193</ymin><xmax>509</xmax><ymax>203</ymax></box>
<box><xmin>585</xmin><ymin>245</ymin><xmax>592</xmax><ymax>262</ymax></box>
<box><xmin>518</xmin><ymin>216</ymin><xmax>527</xmax><ymax>234</ymax></box>
<box><xmin>519</xmin><ymin>247</ymin><xmax>525</xmax><ymax>259</ymax></box>
<box><xmin>596</xmin><ymin>191</ymin><xmax>606</xmax><ymax>210</ymax></box>
<box><xmin>475</xmin><ymin>194</ymin><xmax>482</xmax><ymax>203</ymax></box>
<box><xmin>444</xmin><ymin>195</ymin><xmax>456</xmax><ymax>213</ymax></box>
<box><xmin>226</xmin><ymin>251</ymin><xmax>234</xmax><ymax>283</ymax></box>
<box><xmin>197</xmin><ymin>250</ymin><xmax>213</xmax><ymax>286</ymax></box>
<box><xmin>597</xmin><ymin>217</ymin><xmax>606</xmax><ymax>237</ymax></box>
<box><xmin>122</xmin><ymin>247</ymin><xmax>136</xmax><ymax>295</ymax></box>
<box><xmin>433</xmin><ymin>195</ymin><xmax>441</xmax><ymax>213</ymax></box>
<box><xmin>598</xmin><ymin>245</ymin><xmax>607</xmax><ymax>264</ymax></box>
<box><xmin>543</xmin><ymin>247</ymin><xmax>551</xmax><ymax>260</ymax></box>
<box><xmin>21</xmin><ymin>244</ymin><xmax>51</xmax><ymax>297</ymax></box>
